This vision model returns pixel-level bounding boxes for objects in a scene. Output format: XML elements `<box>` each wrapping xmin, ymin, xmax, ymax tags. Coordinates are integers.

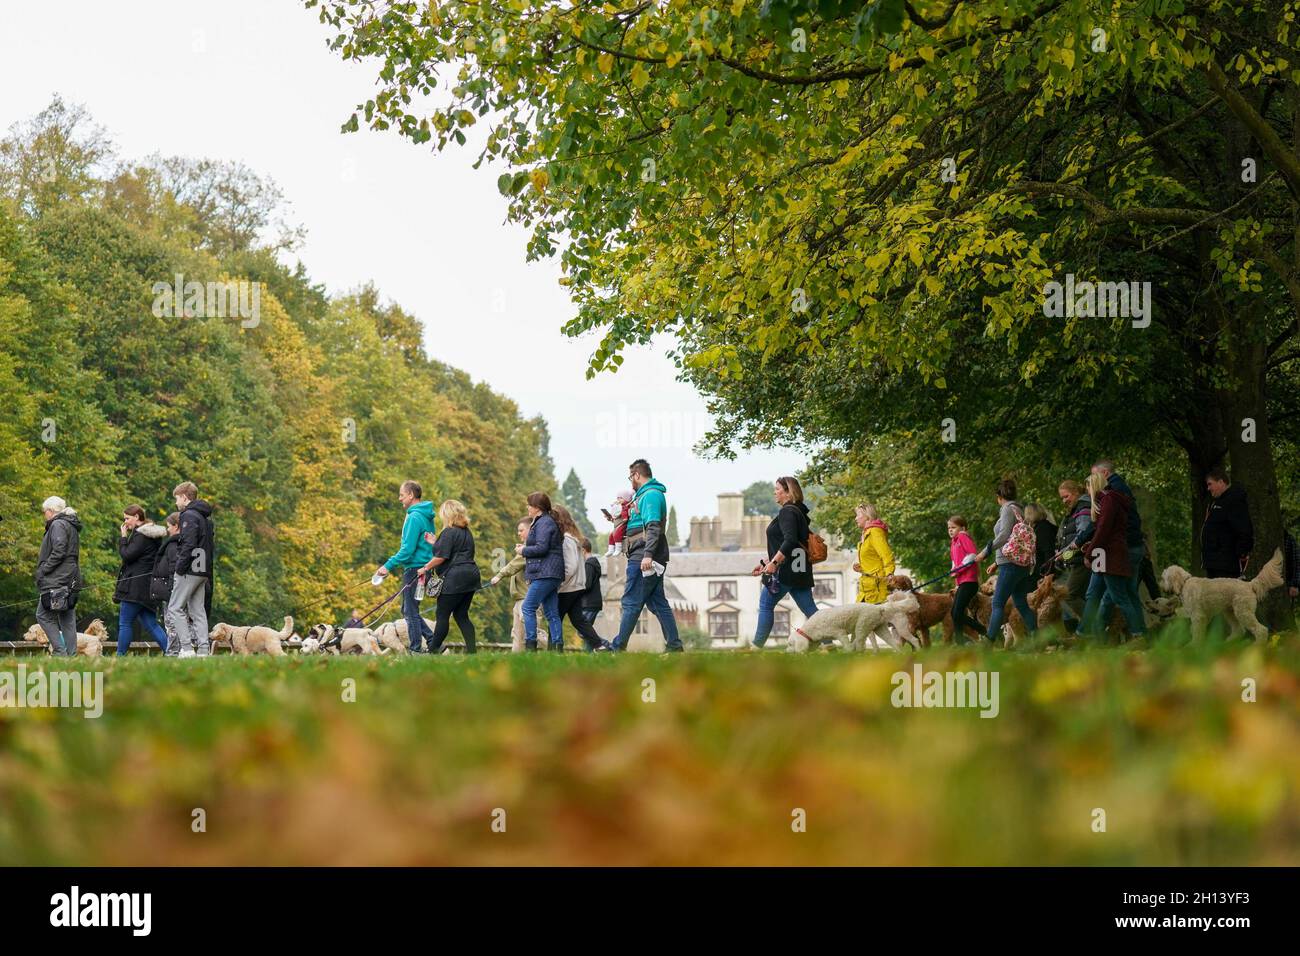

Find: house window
<box><xmin>635</xmin><ymin>613</ymin><xmax>649</xmax><ymax>634</ymax></box>
<box><xmin>772</xmin><ymin>608</ymin><xmax>790</xmax><ymax>637</ymax></box>
<box><xmin>709</xmin><ymin>580</ymin><xmax>738</xmax><ymax>601</ymax></box>
<box><xmin>708</xmin><ymin>611</ymin><xmax>739</xmax><ymax>638</ymax></box>
<box><xmin>813</xmin><ymin>577</ymin><xmax>837</xmax><ymax>601</ymax></box>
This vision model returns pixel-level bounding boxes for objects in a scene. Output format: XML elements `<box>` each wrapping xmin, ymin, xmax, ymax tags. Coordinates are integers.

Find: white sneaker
<box><xmin>178</xmin><ymin>647</ymin><xmax>196</xmax><ymax>659</ymax></box>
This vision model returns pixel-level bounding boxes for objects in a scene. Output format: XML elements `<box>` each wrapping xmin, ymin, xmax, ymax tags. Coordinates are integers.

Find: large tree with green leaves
<box><xmin>312</xmin><ymin>0</ymin><xmax>1299</xmax><ymax>601</ymax></box>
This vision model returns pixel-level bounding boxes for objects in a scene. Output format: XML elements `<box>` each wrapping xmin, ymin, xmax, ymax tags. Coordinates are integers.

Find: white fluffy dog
<box><xmin>373</xmin><ymin>618</ymin><xmax>432</xmax><ymax>653</ymax></box>
<box><xmin>210</xmin><ymin>616</ymin><xmax>293</xmax><ymax>656</ymax></box>
<box><xmin>371</xmin><ymin>619</ymin><xmax>419</xmax><ymax>654</ymax></box>
<box><xmin>306</xmin><ymin>623</ymin><xmax>387</xmax><ymax>655</ymax></box>
<box><xmin>1161</xmin><ymin>549</ymin><xmax>1281</xmax><ymax>643</ymax></box>
<box><xmin>24</xmin><ymin>619</ymin><xmax>105</xmax><ymax>657</ymax></box>
<box><xmin>299</xmin><ymin>636</ymin><xmax>323</xmax><ymax>655</ymax></box>
<box><xmin>787</xmin><ymin>592</ymin><xmax>920</xmax><ymax>652</ymax></box>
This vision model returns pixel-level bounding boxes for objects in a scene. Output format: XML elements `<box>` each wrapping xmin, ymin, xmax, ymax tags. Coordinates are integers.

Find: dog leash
<box><xmin>356</xmin><ymin>579</ymin><xmax>415</xmax><ymax>627</ymax></box>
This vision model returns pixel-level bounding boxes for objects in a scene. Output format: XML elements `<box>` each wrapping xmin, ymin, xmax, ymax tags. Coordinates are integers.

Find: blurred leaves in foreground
<box><xmin>1</xmin><ymin>637</ymin><xmax>1299</xmax><ymax>865</ymax></box>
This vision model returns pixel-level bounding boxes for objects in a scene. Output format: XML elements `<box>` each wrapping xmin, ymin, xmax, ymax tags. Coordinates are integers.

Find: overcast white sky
<box><xmin>0</xmin><ymin>0</ymin><xmax>805</xmax><ymax>528</ymax></box>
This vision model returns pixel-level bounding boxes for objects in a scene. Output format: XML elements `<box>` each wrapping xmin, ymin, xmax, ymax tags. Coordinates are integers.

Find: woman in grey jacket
<box><xmin>974</xmin><ymin>478</ymin><xmax>1038</xmax><ymax>643</ymax></box>
<box><xmin>552</xmin><ymin>506</ymin><xmax>611</xmax><ymax>651</ymax></box>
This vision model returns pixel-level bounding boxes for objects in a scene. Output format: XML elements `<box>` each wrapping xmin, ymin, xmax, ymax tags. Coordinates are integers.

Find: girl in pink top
<box><xmin>948</xmin><ymin>516</ymin><xmax>983</xmax><ymax>643</ymax></box>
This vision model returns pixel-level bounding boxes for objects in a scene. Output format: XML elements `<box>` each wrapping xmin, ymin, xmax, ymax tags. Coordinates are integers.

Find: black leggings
<box><xmin>430</xmin><ymin>589</ymin><xmax>475</xmax><ymax>654</ymax></box>
<box><xmin>951</xmin><ymin>582</ymin><xmax>983</xmax><ymax>643</ymax></box>
<box><xmin>557</xmin><ymin>590</ymin><xmax>605</xmax><ymax>650</ymax></box>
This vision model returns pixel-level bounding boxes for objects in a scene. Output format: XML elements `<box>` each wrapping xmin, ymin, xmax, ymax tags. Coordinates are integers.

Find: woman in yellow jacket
<box><xmin>854</xmin><ymin>502</ymin><xmax>895</xmax><ymax>603</ymax></box>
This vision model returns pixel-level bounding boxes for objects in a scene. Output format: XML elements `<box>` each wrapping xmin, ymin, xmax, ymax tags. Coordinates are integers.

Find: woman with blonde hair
<box><xmin>419</xmin><ymin>499</ymin><xmax>482</xmax><ymax>653</ymax></box>
<box><xmin>853</xmin><ymin>502</ymin><xmax>895</xmax><ymax>603</ymax></box>
<box><xmin>1023</xmin><ymin>502</ymin><xmax>1057</xmax><ymax>588</ymax></box>
<box><xmin>1077</xmin><ymin>473</ymin><xmax>1145</xmax><ymax>639</ymax></box>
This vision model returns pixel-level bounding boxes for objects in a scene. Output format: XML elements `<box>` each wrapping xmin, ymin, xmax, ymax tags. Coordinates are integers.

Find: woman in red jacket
<box><xmin>1079</xmin><ymin>473</ymin><xmax>1146</xmax><ymax>638</ymax></box>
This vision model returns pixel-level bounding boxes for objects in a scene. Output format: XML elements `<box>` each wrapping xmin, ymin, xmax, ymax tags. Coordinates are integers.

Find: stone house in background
<box><xmin>594</xmin><ymin>492</ymin><xmax>861</xmax><ymax>650</ymax></box>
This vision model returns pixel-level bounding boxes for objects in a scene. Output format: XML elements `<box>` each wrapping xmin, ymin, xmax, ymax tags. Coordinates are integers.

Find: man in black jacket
<box><xmin>35</xmin><ymin>496</ymin><xmax>82</xmax><ymax>656</ymax></box>
<box><xmin>1202</xmin><ymin>466</ymin><xmax>1254</xmax><ymax>579</ymax></box>
<box><xmin>166</xmin><ymin>481</ymin><xmax>215</xmax><ymax>658</ymax></box>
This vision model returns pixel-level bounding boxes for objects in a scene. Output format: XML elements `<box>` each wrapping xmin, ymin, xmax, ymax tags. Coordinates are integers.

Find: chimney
<box><xmin>717</xmin><ymin>492</ymin><xmax>743</xmax><ymax>548</ymax></box>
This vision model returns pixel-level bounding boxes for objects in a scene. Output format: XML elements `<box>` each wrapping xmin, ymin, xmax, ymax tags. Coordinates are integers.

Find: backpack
<box><xmin>1000</xmin><ymin>506</ymin><xmax>1037</xmax><ymax>568</ymax></box>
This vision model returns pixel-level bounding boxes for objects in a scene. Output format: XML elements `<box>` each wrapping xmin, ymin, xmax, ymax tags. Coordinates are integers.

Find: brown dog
<box><xmin>884</xmin><ymin>575</ymin><xmax>955</xmax><ymax>646</ymax></box>
<box><xmin>973</xmin><ymin>574</ymin><xmax>1069</xmax><ymax>645</ymax></box>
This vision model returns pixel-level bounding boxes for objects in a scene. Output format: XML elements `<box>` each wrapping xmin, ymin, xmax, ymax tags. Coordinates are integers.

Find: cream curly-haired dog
<box><xmin>210</xmin><ymin>616</ymin><xmax>293</xmax><ymax>656</ymax></box>
<box><xmin>372</xmin><ymin>619</ymin><xmax>422</xmax><ymax>654</ymax></box>
<box><xmin>24</xmin><ymin>619</ymin><xmax>106</xmax><ymax>656</ymax></box>
<box><xmin>306</xmin><ymin>623</ymin><xmax>387</xmax><ymax>655</ymax></box>
<box><xmin>1161</xmin><ymin>549</ymin><xmax>1281</xmax><ymax>643</ymax></box>
<box><xmin>788</xmin><ymin>591</ymin><xmax>920</xmax><ymax>652</ymax></box>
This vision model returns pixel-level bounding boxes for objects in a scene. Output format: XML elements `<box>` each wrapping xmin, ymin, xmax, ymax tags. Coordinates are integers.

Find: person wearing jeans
<box><xmin>751</xmin><ymin>476</ymin><xmax>819</xmax><ymax>648</ymax></box>
<box><xmin>374</xmin><ymin>480</ymin><xmax>436</xmax><ymax>652</ymax></box>
<box><xmin>114</xmin><ymin>506</ymin><xmax>170</xmax><ymax>655</ymax></box>
<box><xmin>519</xmin><ymin>492</ymin><xmax>566</xmax><ymax>651</ymax></box>
<box><xmin>607</xmin><ymin>460</ymin><xmax>683</xmax><ymax>652</ymax></box>
<box><xmin>1079</xmin><ymin>472</ymin><xmax>1146</xmax><ymax>638</ymax></box>
<box><xmin>974</xmin><ymin>478</ymin><xmax>1037</xmax><ymax>644</ymax></box>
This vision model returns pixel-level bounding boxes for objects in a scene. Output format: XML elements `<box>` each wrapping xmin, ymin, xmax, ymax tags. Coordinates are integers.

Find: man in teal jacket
<box><xmin>606</xmin><ymin>459</ymin><xmax>683</xmax><ymax>652</ymax></box>
<box><xmin>374</xmin><ymin>480</ymin><xmax>437</xmax><ymax>652</ymax></box>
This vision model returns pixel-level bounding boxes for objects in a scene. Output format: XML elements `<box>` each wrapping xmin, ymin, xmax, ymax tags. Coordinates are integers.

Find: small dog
<box><xmin>24</xmin><ymin>620</ymin><xmax>105</xmax><ymax>656</ymax></box>
<box><xmin>210</xmin><ymin>616</ymin><xmax>293</xmax><ymax>656</ymax></box>
<box><xmin>788</xmin><ymin>591</ymin><xmax>920</xmax><ymax>652</ymax></box>
<box><xmin>1161</xmin><ymin>549</ymin><xmax>1281</xmax><ymax>643</ymax></box>
<box><xmin>884</xmin><ymin>575</ymin><xmax>955</xmax><ymax>646</ymax></box>
<box><xmin>972</xmin><ymin>575</ymin><xmax>1068</xmax><ymax>646</ymax></box>
<box><xmin>299</xmin><ymin>636</ymin><xmax>324</xmax><ymax>655</ymax></box>
<box><xmin>306</xmin><ymin>623</ymin><xmax>386</xmax><ymax>655</ymax></box>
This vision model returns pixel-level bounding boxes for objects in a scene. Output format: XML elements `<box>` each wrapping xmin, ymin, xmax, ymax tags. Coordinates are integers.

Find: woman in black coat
<box><xmin>114</xmin><ymin>505</ymin><xmax>171</xmax><ymax>655</ymax></box>
<box><xmin>750</xmin><ymin>476</ymin><xmax>820</xmax><ymax>648</ymax></box>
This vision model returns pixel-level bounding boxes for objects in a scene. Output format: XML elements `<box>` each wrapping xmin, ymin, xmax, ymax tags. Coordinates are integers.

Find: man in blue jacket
<box><xmin>605</xmin><ymin>460</ymin><xmax>684</xmax><ymax>652</ymax></box>
<box><xmin>374</xmin><ymin>480</ymin><xmax>436</xmax><ymax>652</ymax></box>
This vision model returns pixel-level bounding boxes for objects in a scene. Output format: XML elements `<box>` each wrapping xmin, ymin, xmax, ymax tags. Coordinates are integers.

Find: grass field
<box><xmin>2</xmin><ymin>633</ymin><xmax>1299</xmax><ymax>866</ymax></box>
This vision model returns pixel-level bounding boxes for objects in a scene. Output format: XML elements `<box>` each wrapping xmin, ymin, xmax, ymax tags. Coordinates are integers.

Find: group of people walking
<box><xmin>34</xmin><ymin>482</ymin><xmax>214</xmax><ymax>657</ymax></box>
<box><xmin>378</xmin><ymin>461</ymin><xmax>685</xmax><ymax>653</ymax></box>
<box><xmin>29</xmin><ymin>455</ymin><xmax>1277</xmax><ymax>656</ymax></box>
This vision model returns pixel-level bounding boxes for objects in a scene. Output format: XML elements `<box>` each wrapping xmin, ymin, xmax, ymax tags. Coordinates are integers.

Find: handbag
<box><xmin>806</xmin><ymin>531</ymin><xmax>828</xmax><ymax>565</ymax></box>
<box><xmin>40</xmin><ymin>585</ymin><xmax>76</xmax><ymax>612</ymax></box>
<box><xmin>1000</xmin><ymin>506</ymin><xmax>1037</xmax><ymax>568</ymax></box>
